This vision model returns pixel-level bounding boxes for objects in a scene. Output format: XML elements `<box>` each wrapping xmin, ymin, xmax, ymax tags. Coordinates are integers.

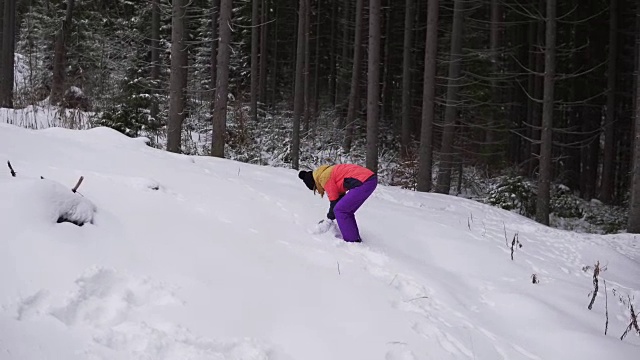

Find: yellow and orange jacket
<box><xmin>312</xmin><ymin>164</ymin><xmax>375</xmax><ymax>201</ymax></box>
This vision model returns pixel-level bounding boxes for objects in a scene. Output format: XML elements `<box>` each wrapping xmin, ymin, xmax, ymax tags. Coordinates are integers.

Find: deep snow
<box><xmin>0</xmin><ymin>123</ymin><xmax>639</xmax><ymax>359</ymax></box>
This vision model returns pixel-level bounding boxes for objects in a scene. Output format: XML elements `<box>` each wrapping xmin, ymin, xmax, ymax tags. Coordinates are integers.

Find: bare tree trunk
<box><xmin>291</xmin><ymin>0</ymin><xmax>308</xmax><ymax>169</ymax></box>
<box><xmin>329</xmin><ymin>0</ymin><xmax>337</xmax><ymax>107</ymax></box>
<box><xmin>50</xmin><ymin>0</ymin><xmax>74</xmax><ymax>106</ymax></box>
<box><xmin>259</xmin><ymin>0</ymin><xmax>268</xmax><ymax>108</ymax></box>
<box><xmin>250</xmin><ymin>0</ymin><xmax>259</xmax><ymax>121</ymax></box>
<box><xmin>211</xmin><ymin>0</ymin><xmax>232</xmax><ymax>157</ymax></box>
<box><xmin>529</xmin><ymin>0</ymin><xmax>545</xmax><ymax>177</ymax></box>
<box><xmin>535</xmin><ymin>0</ymin><xmax>557</xmax><ymax>226</ymax></box>
<box><xmin>627</xmin><ymin>2</ymin><xmax>640</xmax><ymax>233</ymax></box>
<box><xmin>167</xmin><ymin>0</ymin><xmax>188</xmax><ymax>153</ymax></box>
<box><xmin>269</xmin><ymin>2</ymin><xmax>278</xmax><ymax>107</ymax></box>
<box><xmin>303</xmin><ymin>0</ymin><xmax>311</xmax><ymax>132</ymax></box>
<box><xmin>313</xmin><ymin>0</ymin><xmax>321</xmax><ymax>117</ymax></box>
<box><xmin>366</xmin><ymin>0</ymin><xmax>381</xmax><ymax>172</ymax></box>
<box><xmin>343</xmin><ymin>0</ymin><xmax>364</xmax><ymax>153</ymax></box>
<box><xmin>336</xmin><ymin>0</ymin><xmax>351</xmax><ymax>111</ymax></box>
<box><xmin>416</xmin><ymin>0</ymin><xmax>438</xmax><ymax>192</ymax></box>
<box><xmin>150</xmin><ymin>0</ymin><xmax>160</xmax><ymax>121</ymax></box>
<box><xmin>486</xmin><ymin>0</ymin><xmax>502</xmax><ymax>169</ymax></box>
<box><xmin>400</xmin><ymin>0</ymin><xmax>414</xmax><ymax>158</ymax></box>
<box><xmin>601</xmin><ymin>0</ymin><xmax>617</xmax><ymax>203</ymax></box>
<box><xmin>435</xmin><ymin>0</ymin><xmax>464</xmax><ymax>194</ymax></box>
<box><xmin>0</xmin><ymin>0</ymin><xmax>15</xmax><ymax>108</ymax></box>
<box><xmin>211</xmin><ymin>0</ymin><xmax>220</xmax><ymax>108</ymax></box>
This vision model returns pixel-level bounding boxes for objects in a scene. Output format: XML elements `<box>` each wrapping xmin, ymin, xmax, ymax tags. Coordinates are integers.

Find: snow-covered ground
<box><xmin>1</xmin><ymin>122</ymin><xmax>639</xmax><ymax>359</ymax></box>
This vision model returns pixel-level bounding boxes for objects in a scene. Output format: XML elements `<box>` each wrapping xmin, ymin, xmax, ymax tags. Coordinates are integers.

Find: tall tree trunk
<box><xmin>259</xmin><ymin>0</ymin><xmax>268</xmax><ymax>107</ymax></box>
<box><xmin>601</xmin><ymin>0</ymin><xmax>617</xmax><ymax>203</ymax></box>
<box><xmin>329</xmin><ymin>0</ymin><xmax>337</xmax><ymax>107</ymax></box>
<box><xmin>0</xmin><ymin>0</ymin><xmax>15</xmax><ymax>108</ymax></box>
<box><xmin>416</xmin><ymin>0</ymin><xmax>439</xmax><ymax>192</ymax></box>
<box><xmin>150</xmin><ymin>0</ymin><xmax>160</xmax><ymax>122</ymax></box>
<box><xmin>343</xmin><ymin>0</ymin><xmax>364</xmax><ymax>153</ymax></box>
<box><xmin>535</xmin><ymin>0</ymin><xmax>557</xmax><ymax>225</ymax></box>
<box><xmin>313</xmin><ymin>0</ymin><xmax>321</xmax><ymax>117</ymax></box>
<box><xmin>167</xmin><ymin>0</ymin><xmax>188</xmax><ymax>153</ymax></box>
<box><xmin>627</xmin><ymin>1</ymin><xmax>640</xmax><ymax>232</ymax></box>
<box><xmin>291</xmin><ymin>0</ymin><xmax>308</xmax><ymax>169</ymax></box>
<box><xmin>303</xmin><ymin>0</ymin><xmax>311</xmax><ymax>131</ymax></box>
<box><xmin>486</xmin><ymin>0</ymin><xmax>502</xmax><ymax>170</ymax></box>
<box><xmin>211</xmin><ymin>0</ymin><xmax>233</xmax><ymax>157</ymax></box>
<box><xmin>400</xmin><ymin>0</ymin><xmax>414</xmax><ymax>158</ymax></box>
<box><xmin>529</xmin><ymin>0</ymin><xmax>545</xmax><ymax>177</ymax></box>
<box><xmin>49</xmin><ymin>0</ymin><xmax>74</xmax><ymax>106</ymax></box>
<box><xmin>366</xmin><ymin>0</ymin><xmax>381</xmax><ymax>172</ymax></box>
<box><xmin>381</xmin><ymin>0</ymin><xmax>394</xmax><ymax>130</ymax></box>
<box><xmin>337</xmin><ymin>0</ymin><xmax>351</xmax><ymax>123</ymax></box>
<box><xmin>435</xmin><ymin>0</ymin><xmax>464</xmax><ymax>194</ymax></box>
<box><xmin>250</xmin><ymin>0</ymin><xmax>259</xmax><ymax>121</ymax></box>
<box><xmin>269</xmin><ymin>2</ymin><xmax>278</xmax><ymax>107</ymax></box>
<box><xmin>211</xmin><ymin>0</ymin><xmax>220</xmax><ymax>107</ymax></box>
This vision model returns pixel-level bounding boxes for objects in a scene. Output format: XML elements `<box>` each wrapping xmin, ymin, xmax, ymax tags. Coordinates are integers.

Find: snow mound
<box><xmin>0</xmin><ymin>177</ymin><xmax>96</xmax><ymax>227</ymax></box>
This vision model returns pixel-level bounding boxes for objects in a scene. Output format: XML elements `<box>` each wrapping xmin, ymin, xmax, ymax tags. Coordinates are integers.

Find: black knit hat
<box><xmin>298</xmin><ymin>170</ymin><xmax>315</xmax><ymax>191</ymax></box>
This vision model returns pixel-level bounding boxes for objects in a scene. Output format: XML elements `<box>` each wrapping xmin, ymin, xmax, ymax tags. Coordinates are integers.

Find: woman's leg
<box><xmin>334</xmin><ymin>177</ymin><xmax>377</xmax><ymax>241</ymax></box>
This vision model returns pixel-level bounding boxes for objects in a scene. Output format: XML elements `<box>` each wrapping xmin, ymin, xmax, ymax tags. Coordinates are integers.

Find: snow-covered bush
<box><xmin>583</xmin><ymin>201</ymin><xmax>627</xmax><ymax>234</ymax></box>
<box><xmin>487</xmin><ymin>175</ymin><xmax>536</xmax><ymax>217</ymax></box>
<box><xmin>550</xmin><ymin>185</ymin><xmax>584</xmax><ymax>219</ymax></box>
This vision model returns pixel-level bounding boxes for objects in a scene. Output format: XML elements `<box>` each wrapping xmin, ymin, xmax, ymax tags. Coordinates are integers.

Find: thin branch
<box><xmin>7</xmin><ymin>161</ymin><xmax>16</xmax><ymax>177</ymax></box>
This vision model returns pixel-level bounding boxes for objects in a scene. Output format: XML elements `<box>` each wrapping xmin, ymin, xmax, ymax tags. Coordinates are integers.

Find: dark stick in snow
<box><xmin>7</xmin><ymin>161</ymin><xmax>16</xmax><ymax>177</ymax></box>
<box><xmin>72</xmin><ymin>176</ymin><xmax>84</xmax><ymax>193</ymax></box>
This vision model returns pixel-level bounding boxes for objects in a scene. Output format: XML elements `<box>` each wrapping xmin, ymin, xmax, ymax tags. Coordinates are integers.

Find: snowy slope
<box><xmin>0</xmin><ymin>123</ymin><xmax>638</xmax><ymax>360</ymax></box>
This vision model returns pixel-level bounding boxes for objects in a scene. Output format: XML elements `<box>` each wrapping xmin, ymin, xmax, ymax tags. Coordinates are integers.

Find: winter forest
<box><xmin>1</xmin><ymin>0</ymin><xmax>640</xmax><ymax>234</ymax></box>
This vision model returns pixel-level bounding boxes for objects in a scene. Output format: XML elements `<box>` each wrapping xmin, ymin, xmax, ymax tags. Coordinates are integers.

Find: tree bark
<box><xmin>601</xmin><ymin>0</ymin><xmax>617</xmax><ymax>203</ymax></box>
<box><xmin>486</xmin><ymin>0</ymin><xmax>503</xmax><ymax>169</ymax></box>
<box><xmin>435</xmin><ymin>0</ymin><xmax>464</xmax><ymax>194</ymax></box>
<box><xmin>167</xmin><ymin>0</ymin><xmax>188</xmax><ymax>153</ymax></box>
<box><xmin>627</xmin><ymin>1</ymin><xmax>640</xmax><ymax>233</ymax></box>
<box><xmin>0</xmin><ymin>0</ymin><xmax>15</xmax><ymax>108</ymax></box>
<box><xmin>211</xmin><ymin>0</ymin><xmax>233</xmax><ymax>157</ymax></box>
<box><xmin>150</xmin><ymin>0</ymin><xmax>160</xmax><ymax>121</ymax></box>
<box><xmin>211</xmin><ymin>0</ymin><xmax>220</xmax><ymax>107</ymax></box>
<box><xmin>400</xmin><ymin>0</ymin><xmax>414</xmax><ymax>158</ymax></box>
<box><xmin>303</xmin><ymin>0</ymin><xmax>311</xmax><ymax>131</ymax></box>
<box><xmin>49</xmin><ymin>0</ymin><xmax>74</xmax><ymax>106</ymax></box>
<box><xmin>250</xmin><ymin>0</ymin><xmax>259</xmax><ymax>121</ymax></box>
<box><xmin>329</xmin><ymin>0</ymin><xmax>337</xmax><ymax>107</ymax></box>
<box><xmin>336</xmin><ymin>0</ymin><xmax>351</xmax><ymax>114</ymax></box>
<box><xmin>313</xmin><ymin>0</ymin><xmax>321</xmax><ymax>117</ymax></box>
<box><xmin>416</xmin><ymin>0</ymin><xmax>439</xmax><ymax>192</ymax></box>
<box><xmin>291</xmin><ymin>0</ymin><xmax>308</xmax><ymax>169</ymax></box>
<box><xmin>259</xmin><ymin>0</ymin><xmax>268</xmax><ymax>108</ymax></box>
<box><xmin>535</xmin><ymin>0</ymin><xmax>557</xmax><ymax>225</ymax></box>
<box><xmin>366</xmin><ymin>0</ymin><xmax>381</xmax><ymax>172</ymax></box>
<box><xmin>529</xmin><ymin>0</ymin><xmax>545</xmax><ymax>177</ymax></box>
<box><xmin>343</xmin><ymin>0</ymin><xmax>364</xmax><ymax>153</ymax></box>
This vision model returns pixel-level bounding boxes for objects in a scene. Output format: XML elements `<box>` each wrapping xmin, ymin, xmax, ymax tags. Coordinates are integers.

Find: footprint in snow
<box><xmin>49</xmin><ymin>266</ymin><xmax>179</xmax><ymax>328</ymax></box>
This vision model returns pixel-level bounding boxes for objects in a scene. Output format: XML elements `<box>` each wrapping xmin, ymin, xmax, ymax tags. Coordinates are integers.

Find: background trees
<box><xmin>2</xmin><ymin>0</ymin><xmax>640</xmax><ymax>232</ymax></box>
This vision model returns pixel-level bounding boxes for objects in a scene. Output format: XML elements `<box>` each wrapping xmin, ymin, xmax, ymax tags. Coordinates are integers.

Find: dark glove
<box><xmin>327</xmin><ymin>194</ymin><xmax>344</xmax><ymax>220</ymax></box>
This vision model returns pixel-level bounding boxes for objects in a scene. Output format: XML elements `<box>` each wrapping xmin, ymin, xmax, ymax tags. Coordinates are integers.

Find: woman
<box><xmin>298</xmin><ymin>163</ymin><xmax>377</xmax><ymax>242</ymax></box>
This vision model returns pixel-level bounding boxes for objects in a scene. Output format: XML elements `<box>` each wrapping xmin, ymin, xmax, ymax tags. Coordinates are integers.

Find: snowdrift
<box><xmin>0</xmin><ymin>123</ymin><xmax>638</xmax><ymax>360</ymax></box>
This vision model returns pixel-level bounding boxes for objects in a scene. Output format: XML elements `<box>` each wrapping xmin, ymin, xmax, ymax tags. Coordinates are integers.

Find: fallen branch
<box><xmin>531</xmin><ymin>274</ymin><xmax>539</xmax><ymax>284</ymax></box>
<box><xmin>588</xmin><ymin>261</ymin><xmax>601</xmax><ymax>310</ymax></box>
<box><xmin>7</xmin><ymin>161</ymin><xmax>16</xmax><ymax>177</ymax></box>
<box><xmin>620</xmin><ymin>297</ymin><xmax>639</xmax><ymax>341</ymax></box>
<box><xmin>336</xmin><ymin>261</ymin><xmax>341</xmax><ymax>275</ymax></box>
<box><xmin>72</xmin><ymin>176</ymin><xmax>84</xmax><ymax>193</ymax></box>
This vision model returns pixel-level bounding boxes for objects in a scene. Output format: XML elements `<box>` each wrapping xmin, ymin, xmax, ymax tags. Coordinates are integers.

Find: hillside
<box><xmin>0</xmin><ymin>123</ymin><xmax>638</xmax><ymax>359</ymax></box>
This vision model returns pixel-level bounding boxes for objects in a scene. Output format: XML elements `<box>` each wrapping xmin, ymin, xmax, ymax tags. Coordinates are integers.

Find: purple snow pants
<box><xmin>334</xmin><ymin>175</ymin><xmax>378</xmax><ymax>242</ymax></box>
